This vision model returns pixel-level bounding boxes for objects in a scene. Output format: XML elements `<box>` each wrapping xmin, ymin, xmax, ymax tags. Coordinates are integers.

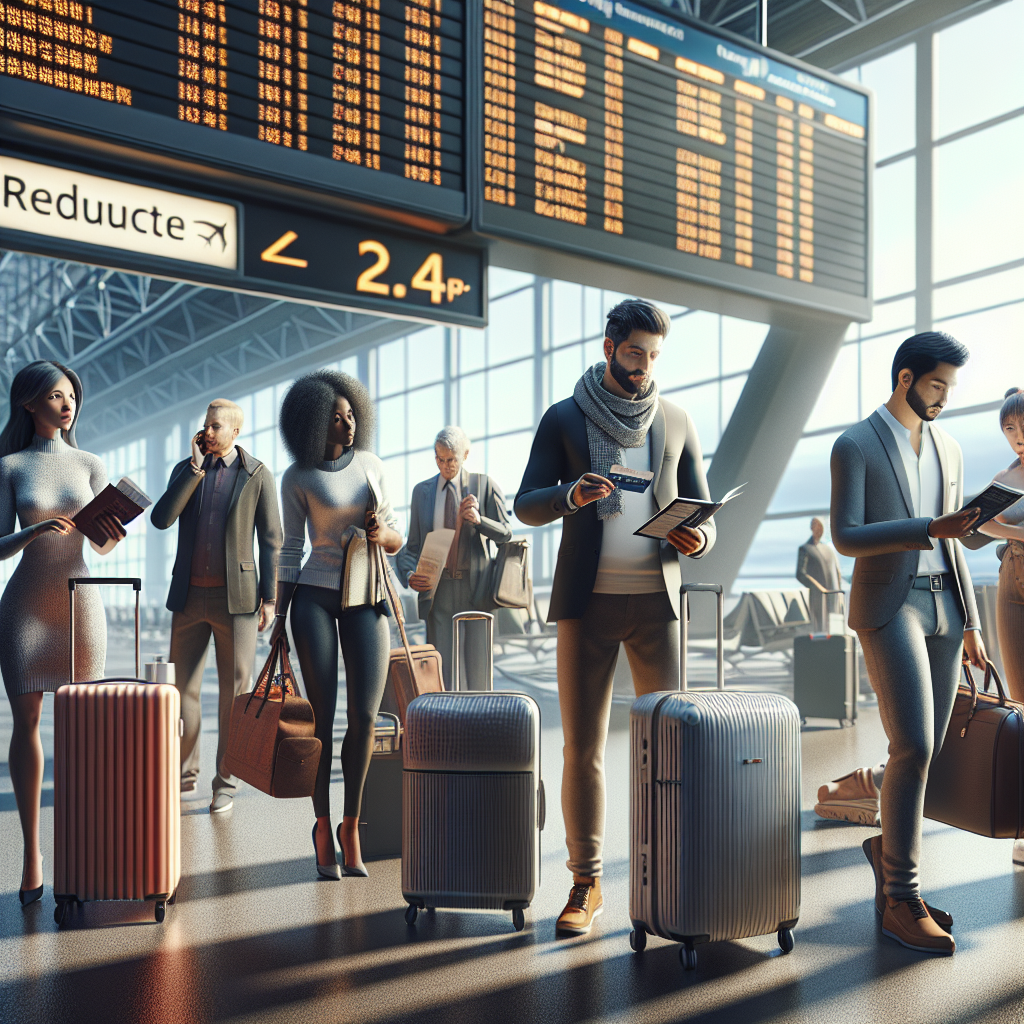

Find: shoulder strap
<box><xmin>374</xmin><ymin>542</ymin><xmax>417</xmax><ymax>679</ymax></box>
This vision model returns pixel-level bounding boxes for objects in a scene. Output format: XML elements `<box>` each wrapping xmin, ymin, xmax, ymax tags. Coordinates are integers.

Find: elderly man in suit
<box><xmin>396</xmin><ymin>425</ymin><xmax>512</xmax><ymax>688</ymax></box>
<box><xmin>151</xmin><ymin>399</ymin><xmax>282</xmax><ymax>814</ymax></box>
<box><xmin>515</xmin><ymin>298</ymin><xmax>716</xmax><ymax>936</ymax></box>
<box><xmin>827</xmin><ymin>332</ymin><xmax>987</xmax><ymax>956</ymax></box>
<box><xmin>796</xmin><ymin>516</ymin><xmax>843</xmax><ymax>631</ymax></box>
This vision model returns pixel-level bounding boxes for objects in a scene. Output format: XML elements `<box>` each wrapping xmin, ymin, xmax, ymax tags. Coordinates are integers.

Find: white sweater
<box><xmin>278</xmin><ymin>449</ymin><xmax>398</xmax><ymax>591</ymax></box>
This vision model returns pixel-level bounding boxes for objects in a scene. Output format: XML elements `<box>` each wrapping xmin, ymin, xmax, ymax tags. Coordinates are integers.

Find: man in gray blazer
<box><xmin>151</xmin><ymin>399</ymin><xmax>283</xmax><ymax>813</ymax></box>
<box><xmin>515</xmin><ymin>299</ymin><xmax>715</xmax><ymax>936</ymax></box>
<box><xmin>396</xmin><ymin>425</ymin><xmax>512</xmax><ymax>687</ymax></box>
<box><xmin>796</xmin><ymin>516</ymin><xmax>843</xmax><ymax>631</ymax></box>
<box><xmin>829</xmin><ymin>332</ymin><xmax>987</xmax><ymax>956</ymax></box>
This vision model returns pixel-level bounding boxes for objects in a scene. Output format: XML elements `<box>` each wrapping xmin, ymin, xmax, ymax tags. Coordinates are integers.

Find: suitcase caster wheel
<box><xmin>405</xmin><ymin>905</ymin><xmax>418</xmax><ymax>926</ymax></box>
<box><xmin>54</xmin><ymin>901</ymin><xmax>69</xmax><ymax>927</ymax></box>
<box><xmin>778</xmin><ymin>928</ymin><xmax>794</xmax><ymax>954</ymax></box>
<box><xmin>629</xmin><ymin>929</ymin><xmax>647</xmax><ymax>952</ymax></box>
<box><xmin>680</xmin><ymin>945</ymin><xmax>697</xmax><ymax>971</ymax></box>
<box><xmin>512</xmin><ymin>908</ymin><xmax>526</xmax><ymax>932</ymax></box>
<box><xmin>155</xmin><ymin>901</ymin><xmax>166</xmax><ymax>923</ymax></box>
<box><xmin>168</xmin><ymin>891</ymin><xmax>177</xmax><ymax>906</ymax></box>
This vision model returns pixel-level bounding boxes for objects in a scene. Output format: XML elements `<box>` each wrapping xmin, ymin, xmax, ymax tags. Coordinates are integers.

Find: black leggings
<box><xmin>290</xmin><ymin>584</ymin><xmax>389</xmax><ymax>819</ymax></box>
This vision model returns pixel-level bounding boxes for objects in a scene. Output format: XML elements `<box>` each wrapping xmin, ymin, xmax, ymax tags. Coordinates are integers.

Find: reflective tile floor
<box><xmin>1</xmin><ymin>638</ymin><xmax>1023</xmax><ymax>1024</ymax></box>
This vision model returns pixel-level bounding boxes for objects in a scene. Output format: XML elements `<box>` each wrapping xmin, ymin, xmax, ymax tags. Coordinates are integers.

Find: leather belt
<box><xmin>912</xmin><ymin>573</ymin><xmax>948</xmax><ymax>592</ymax></box>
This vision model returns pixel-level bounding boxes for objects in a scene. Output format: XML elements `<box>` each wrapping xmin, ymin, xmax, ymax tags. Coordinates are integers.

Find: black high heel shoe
<box><xmin>337</xmin><ymin>822</ymin><xmax>368</xmax><ymax>877</ymax></box>
<box><xmin>312</xmin><ymin>823</ymin><xmax>341</xmax><ymax>880</ymax></box>
<box><xmin>19</xmin><ymin>857</ymin><xmax>43</xmax><ymax>906</ymax></box>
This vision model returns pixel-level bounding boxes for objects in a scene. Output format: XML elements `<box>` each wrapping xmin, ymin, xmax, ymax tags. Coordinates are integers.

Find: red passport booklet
<box><xmin>73</xmin><ymin>476</ymin><xmax>152</xmax><ymax>545</ymax></box>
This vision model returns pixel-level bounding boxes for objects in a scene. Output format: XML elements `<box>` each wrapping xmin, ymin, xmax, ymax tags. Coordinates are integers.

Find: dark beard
<box><xmin>609</xmin><ymin>351</ymin><xmax>650</xmax><ymax>396</ymax></box>
<box><xmin>906</xmin><ymin>383</ymin><xmax>942</xmax><ymax>421</ymax></box>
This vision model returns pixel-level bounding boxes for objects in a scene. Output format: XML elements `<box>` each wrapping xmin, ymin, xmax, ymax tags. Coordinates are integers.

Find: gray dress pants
<box><xmin>557</xmin><ymin>590</ymin><xmax>678</xmax><ymax>878</ymax></box>
<box><xmin>426</xmin><ymin>574</ymin><xmax>489</xmax><ymax>690</ymax></box>
<box><xmin>857</xmin><ymin>585</ymin><xmax>964</xmax><ymax>901</ymax></box>
<box><xmin>171</xmin><ymin>585</ymin><xmax>258</xmax><ymax>796</ymax></box>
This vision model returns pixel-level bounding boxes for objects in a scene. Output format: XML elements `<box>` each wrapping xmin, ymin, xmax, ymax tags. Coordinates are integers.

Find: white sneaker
<box><xmin>1013</xmin><ymin>839</ymin><xmax>1024</xmax><ymax>866</ymax></box>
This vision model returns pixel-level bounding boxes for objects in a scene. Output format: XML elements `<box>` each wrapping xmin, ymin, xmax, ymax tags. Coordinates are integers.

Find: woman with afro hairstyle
<box><xmin>269</xmin><ymin>369</ymin><xmax>403</xmax><ymax>878</ymax></box>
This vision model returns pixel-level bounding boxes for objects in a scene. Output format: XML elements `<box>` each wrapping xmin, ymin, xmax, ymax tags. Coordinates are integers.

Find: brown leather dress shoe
<box><xmin>881</xmin><ymin>896</ymin><xmax>955</xmax><ymax>954</ymax></box>
<box><xmin>556</xmin><ymin>876</ymin><xmax>603</xmax><ymax>935</ymax></box>
<box><xmin>815</xmin><ymin>768</ymin><xmax>880</xmax><ymax>825</ymax></box>
<box><xmin>861</xmin><ymin>836</ymin><xmax>953</xmax><ymax>930</ymax></box>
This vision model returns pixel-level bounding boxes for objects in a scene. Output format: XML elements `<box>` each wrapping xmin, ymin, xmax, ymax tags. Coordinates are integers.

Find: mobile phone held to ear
<box><xmin>608</xmin><ymin>464</ymin><xmax>654</xmax><ymax>493</ymax></box>
<box><xmin>194</xmin><ymin>431</ymin><xmax>209</xmax><ymax>455</ymax></box>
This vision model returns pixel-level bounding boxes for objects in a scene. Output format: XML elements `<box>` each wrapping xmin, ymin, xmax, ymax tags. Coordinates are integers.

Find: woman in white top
<box><xmin>269</xmin><ymin>370</ymin><xmax>402</xmax><ymax>878</ymax></box>
<box><xmin>0</xmin><ymin>361</ymin><xmax>125</xmax><ymax>905</ymax></box>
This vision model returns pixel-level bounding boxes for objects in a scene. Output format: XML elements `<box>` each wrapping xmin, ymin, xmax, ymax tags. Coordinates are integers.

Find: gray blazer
<box><xmin>151</xmin><ymin>447</ymin><xmax>283</xmax><ymax>615</ymax></box>
<box><xmin>831</xmin><ymin>411</ymin><xmax>978</xmax><ymax>632</ymax></box>
<box><xmin>395</xmin><ymin>468</ymin><xmax>512</xmax><ymax>618</ymax></box>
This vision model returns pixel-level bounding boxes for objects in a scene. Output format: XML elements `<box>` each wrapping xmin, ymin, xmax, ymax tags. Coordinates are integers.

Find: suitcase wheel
<box><xmin>405</xmin><ymin>905</ymin><xmax>419</xmax><ymax>926</ymax></box>
<box><xmin>511</xmin><ymin>908</ymin><xmax>525</xmax><ymax>932</ymax></box>
<box><xmin>155</xmin><ymin>901</ymin><xmax>166</xmax><ymax>924</ymax></box>
<box><xmin>629</xmin><ymin>928</ymin><xmax>647</xmax><ymax>953</ymax></box>
<box><xmin>679</xmin><ymin>944</ymin><xmax>697</xmax><ymax>971</ymax></box>
<box><xmin>778</xmin><ymin>927</ymin><xmax>794</xmax><ymax>954</ymax></box>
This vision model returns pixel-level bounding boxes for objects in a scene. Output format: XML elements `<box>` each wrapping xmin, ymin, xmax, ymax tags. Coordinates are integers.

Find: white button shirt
<box><xmin>876</xmin><ymin>404</ymin><xmax>947</xmax><ymax>575</ymax></box>
<box><xmin>433</xmin><ymin>474</ymin><xmax>463</xmax><ymax>532</ymax></box>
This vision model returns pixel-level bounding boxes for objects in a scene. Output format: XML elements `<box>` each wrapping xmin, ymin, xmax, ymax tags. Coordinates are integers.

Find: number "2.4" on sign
<box><xmin>356</xmin><ymin>240</ymin><xmax>471</xmax><ymax>304</ymax></box>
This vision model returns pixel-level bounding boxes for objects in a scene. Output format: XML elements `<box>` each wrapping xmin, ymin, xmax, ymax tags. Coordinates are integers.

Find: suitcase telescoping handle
<box><xmin>451</xmin><ymin>610</ymin><xmax>494</xmax><ymax>692</ymax></box>
<box><xmin>69</xmin><ymin>578</ymin><xmax>141</xmax><ymax>682</ymax></box>
<box><xmin>680</xmin><ymin>583</ymin><xmax>725</xmax><ymax>692</ymax></box>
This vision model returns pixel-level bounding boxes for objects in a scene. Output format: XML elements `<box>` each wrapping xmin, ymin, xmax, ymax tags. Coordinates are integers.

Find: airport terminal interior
<box><xmin>2</xmin><ymin>0</ymin><xmax>1024</xmax><ymax>1021</ymax></box>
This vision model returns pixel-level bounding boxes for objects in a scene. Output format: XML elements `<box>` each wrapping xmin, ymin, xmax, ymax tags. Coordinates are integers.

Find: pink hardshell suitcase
<box><xmin>53</xmin><ymin>577</ymin><xmax>181</xmax><ymax>926</ymax></box>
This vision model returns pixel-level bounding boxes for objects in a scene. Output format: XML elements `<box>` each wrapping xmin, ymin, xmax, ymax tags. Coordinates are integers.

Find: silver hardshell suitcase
<box><xmin>629</xmin><ymin>584</ymin><xmax>801</xmax><ymax>969</ymax></box>
<box><xmin>402</xmin><ymin>611</ymin><xmax>544</xmax><ymax>932</ymax></box>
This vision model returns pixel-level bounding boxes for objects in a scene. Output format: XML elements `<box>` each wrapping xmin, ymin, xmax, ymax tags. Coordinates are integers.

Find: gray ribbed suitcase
<box><xmin>629</xmin><ymin>584</ymin><xmax>801</xmax><ymax>969</ymax></box>
<box><xmin>402</xmin><ymin>612</ymin><xmax>544</xmax><ymax>931</ymax></box>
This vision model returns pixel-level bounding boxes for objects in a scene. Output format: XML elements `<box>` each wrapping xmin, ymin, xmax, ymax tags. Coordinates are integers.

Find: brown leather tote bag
<box><xmin>222</xmin><ymin>637</ymin><xmax>322</xmax><ymax>799</ymax></box>
<box><xmin>924</xmin><ymin>660</ymin><xmax>1024</xmax><ymax>839</ymax></box>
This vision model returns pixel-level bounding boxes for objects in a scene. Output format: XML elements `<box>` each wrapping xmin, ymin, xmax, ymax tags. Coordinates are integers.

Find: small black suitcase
<box><xmin>793</xmin><ymin>633</ymin><xmax>858</xmax><ymax>727</ymax></box>
<box><xmin>358</xmin><ymin>712</ymin><xmax>403</xmax><ymax>861</ymax></box>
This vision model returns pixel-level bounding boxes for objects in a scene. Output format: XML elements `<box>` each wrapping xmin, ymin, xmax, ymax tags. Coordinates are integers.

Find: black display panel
<box><xmin>0</xmin><ymin>0</ymin><xmax>466</xmax><ymax>221</ymax></box>
<box><xmin>475</xmin><ymin>0</ymin><xmax>871</xmax><ymax>318</ymax></box>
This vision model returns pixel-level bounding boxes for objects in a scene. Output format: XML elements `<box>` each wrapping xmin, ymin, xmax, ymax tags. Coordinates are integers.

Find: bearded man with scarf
<box><xmin>515</xmin><ymin>298</ymin><xmax>716</xmax><ymax>936</ymax></box>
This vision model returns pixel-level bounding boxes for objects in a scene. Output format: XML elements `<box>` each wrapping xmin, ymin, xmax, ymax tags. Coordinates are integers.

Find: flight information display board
<box><xmin>0</xmin><ymin>0</ymin><xmax>466</xmax><ymax>221</ymax></box>
<box><xmin>476</xmin><ymin>0</ymin><xmax>870</xmax><ymax>315</ymax></box>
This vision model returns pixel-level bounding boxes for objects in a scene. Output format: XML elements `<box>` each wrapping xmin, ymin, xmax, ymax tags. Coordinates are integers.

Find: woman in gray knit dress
<box><xmin>0</xmin><ymin>361</ymin><xmax>125</xmax><ymax>904</ymax></box>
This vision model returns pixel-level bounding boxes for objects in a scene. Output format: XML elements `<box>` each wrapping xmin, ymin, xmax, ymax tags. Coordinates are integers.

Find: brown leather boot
<box><xmin>815</xmin><ymin>768</ymin><xmax>880</xmax><ymax>825</ymax></box>
<box><xmin>861</xmin><ymin>836</ymin><xmax>953</xmax><ymax>930</ymax></box>
<box><xmin>556</xmin><ymin>875</ymin><xmax>603</xmax><ymax>935</ymax></box>
<box><xmin>881</xmin><ymin>897</ymin><xmax>955</xmax><ymax>955</ymax></box>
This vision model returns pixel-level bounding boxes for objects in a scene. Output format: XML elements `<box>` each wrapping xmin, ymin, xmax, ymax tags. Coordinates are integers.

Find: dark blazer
<box><xmin>796</xmin><ymin>538</ymin><xmax>841</xmax><ymax>593</ymax></box>
<box><xmin>514</xmin><ymin>395</ymin><xmax>715</xmax><ymax>622</ymax></box>
<box><xmin>151</xmin><ymin>446</ymin><xmax>283</xmax><ymax>615</ymax></box>
<box><xmin>396</xmin><ymin>468</ymin><xmax>512</xmax><ymax>618</ymax></box>
<box><xmin>831</xmin><ymin>411</ymin><xmax>978</xmax><ymax>632</ymax></box>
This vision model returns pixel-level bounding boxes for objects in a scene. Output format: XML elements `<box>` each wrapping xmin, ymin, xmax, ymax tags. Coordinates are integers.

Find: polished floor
<box><xmin>1</xmin><ymin>633</ymin><xmax>1023</xmax><ymax>1024</ymax></box>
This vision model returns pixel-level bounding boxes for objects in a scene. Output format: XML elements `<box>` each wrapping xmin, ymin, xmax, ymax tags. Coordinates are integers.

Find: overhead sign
<box><xmin>0</xmin><ymin>156</ymin><xmax>237</xmax><ymax>269</ymax></box>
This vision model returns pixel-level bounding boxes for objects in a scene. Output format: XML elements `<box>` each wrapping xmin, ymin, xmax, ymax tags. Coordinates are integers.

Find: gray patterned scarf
<box><xmin>573</xmin><ymin>361</ymin><xmax>659</xmax><ymax>520</ymax></box>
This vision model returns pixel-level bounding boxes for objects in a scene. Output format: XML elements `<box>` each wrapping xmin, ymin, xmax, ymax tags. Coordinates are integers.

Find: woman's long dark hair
<box><xmin>0</xmin><ymin>360</ymin><xmax>83</xmax><ymax>458</ymax></box>
<box><xmin>279</xmin><ymin>369</ymin><xmax>375</xmax><ymax>468</ymax></box>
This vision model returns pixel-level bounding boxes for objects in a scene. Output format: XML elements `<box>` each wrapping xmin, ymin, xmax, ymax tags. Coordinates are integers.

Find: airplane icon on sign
<box><xmin>195</xmin><ymin>221</ymin><xmax>229</xmax><ymax>252</ymax></box>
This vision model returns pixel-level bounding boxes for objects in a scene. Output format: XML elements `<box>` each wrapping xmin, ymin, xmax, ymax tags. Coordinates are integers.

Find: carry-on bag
<box><xmin>793</xmin><ymin>632</ymin><xmax>858</xmax><ymax>729</ymax></box>
<box><xmin>629</xmin><ymin>583</ymin><xmax>801</xmax><ymax>969</ymax></box>
<box><xmin>402</xmin><ymin>611</ymin><xmax>544</xmax><ymax>932</ymax></box>
<box><xmin>359</xmin><ymin>712</ymin><xmax>404</xmax><ymax>861</ymax></box>
<box><xmin>924</xmin><ymin>660</ymin><xmax>1024</xmax><ymax>838</ymax></box>
<box><xmin>53</xmin><ymin>578</ymin><xmax>181</xmax><ymax>927</ymax></box>
<box><xmin>222</xmin><ymin>636</ymin><xmax>321</xmax><ymax>799</ymax></box>
<box><xmin>376</xmin><ymin>544</ymin><xmax>444</xmax><ymax>722</ymax></box>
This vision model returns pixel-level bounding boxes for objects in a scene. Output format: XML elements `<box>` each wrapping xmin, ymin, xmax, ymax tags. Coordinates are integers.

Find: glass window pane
<box><xmin>489</xmin><ymin>266</ymin><xmax>533</xmax><ymax>298</ymax></box>
<box><xmin>381</xmin><ymin>455</ymin><xmax>406</xmax><ymax>514</ymax></box>
<box><xmin>377</xmin><ymin>394</ymin><xmax>406</xmax><ymax>457</ymax></box>
<box><xmin>935</xmin><ymin>0</ymin><xmax>1024</xmax><ymax>139</ymax></box>
<box><xmin>583</xmin><ymin>287</ymin><xmax>604</xmax><ymax>338</ymax></box>
<box><xmin>857</xmin><ymin>45</ymin><xmax>915</xmax><ymax>161</ymax></box>
<box><xmin>934</xmin><ymin>119</ymin><xmax>1024</xmax><ymax>282</ymax></box>
<box><xmin>552</xmin><ymin>280</ymin><xmax>583</xmax><ymax>345</ymax></box>
<box><xmin>458</xmin><ymin>371</ymin><xmax>486</xmax><ymax>440</ymax></box>
<box><xmin>550</xmin><ymin>344</ymin><xmax>583</xmax><ymax>402</ymax></box>
<box><xmin>253</xmin><ymin>386</ymin><xmax>276</xmax><ymax>432</ymax></box>
<box><xmin>407</xmin><ymin>327</ymin><xmax>445</xmax><ymax>389</ymax></box>
<box><xmin>670</xmin><ymin>380</ymin><xmax>719</xmax><ymax>451</ymax></box>
<box><xmin>656</xmin><ymin>310</ymin><xmax>718</xmax><ymax>389</ymax></box>
<box><xmin>873</xmin><ymin>157</ymin><xmax>915</xmax><ymax>298</ymax></box>
<box><xmin>805</xmin><ymin>344</ymin><xmax>860</xmax><ymax>432</ymax></box>
<box><xmin>406</xmin><ymin>447</ymin><xmax>439</xmax><ymax>494</ymax></box>
<box><xmin>406</xmin><ymin>384</ymin><xmax>445</xmax><ymax>451</ymax></box>
<box><xmin>736</xmin><ymin>516</ymin><xmax>849</xmax><ymax>591</ymax></box>
<box><xmin>253</xmin><ymin>429</ymin><xmax>276</xmax><ymax>468</ymax></box>
<box><xmin>859</xmin><ymin>296</ymin><xmax>915</xmax><ymax>339</ymax></box>
<box><xmin>459</xmin><ymin>328</ymin><xmax>486</xmax><ymax>375</ymax></box>
<box><xmin>767</xmin><ymin>433</ymin><xmax>838</xmax><ymax>515</ymax></box>
<box><xmin>719</xmin><ymin>374</ymin><xmax>747</xmax><ymax>453</ymax></box>
<box><xmin>487</xmin><ymin>361</ymin><xmax>534</xmax><ymax>434</ymax></box>
<box><xmin>485</xmin><ymin>430</ymin><xmax>534</xmax><ymax>500</ymax></box>
<box><xmin>377</xmin><ymin>339</ymin><xmax>406</xmax><ymax>396</ymax></box>
<box><xmin>934</xmin><ymin>266</ymin><xmax>1024</xmax><ymax>320</ymax></box>
<box><xmin>721</xmin><ymin>316</ymin><xmax>767</xmax><ymax>374</ymax></box>
<box><xmin>860</xmin><ymin>332</ymin><xmax>907</xmax><ymax>413</ymax></box>
<box><xmin>487</xmin><ymin>290</ymin><xmax>534</xmax><ymax>364</ymax></box>
<box><xmin>936</xmin><ymin>303</ymin><xmax>1024</xmax><ymax>409</ymax></box>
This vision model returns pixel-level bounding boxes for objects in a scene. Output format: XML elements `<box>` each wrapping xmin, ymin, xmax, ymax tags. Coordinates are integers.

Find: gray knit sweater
<box><xmin>278</xmin><ymin>449</ymin><xmax>398</xmax><ymax>591</ymax></box>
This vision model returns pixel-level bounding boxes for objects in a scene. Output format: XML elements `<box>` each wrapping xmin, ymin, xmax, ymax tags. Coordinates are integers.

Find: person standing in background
<box><xmin>397</xmin><ymin>425</ymin><xmax>512</xmax><ymax>688</ymax></box>
<box><xmin>151</xmin><ymin>399</ymin><xmax>282</xmax><ymax>815</ymax></box>
<box><xmin>796</xmin><ymin>516</ymin><xmax>843</xmax><ymax>632</ymax></box>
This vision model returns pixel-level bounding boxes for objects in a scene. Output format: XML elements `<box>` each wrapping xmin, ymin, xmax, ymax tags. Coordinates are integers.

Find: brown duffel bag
<box><xmin>222</xmin><ymin>636</ymin><xmax>322</xmax><ymax>799</ymax></box>
<box><xmin>375</xmin><ymin>543</ymin><xmax>444</xmax><ymax>723</ymax></box>
<box><xmin>924</xmin><ymin>660</ymin><xmax>1024</xmax><ymax>839</ymax></box>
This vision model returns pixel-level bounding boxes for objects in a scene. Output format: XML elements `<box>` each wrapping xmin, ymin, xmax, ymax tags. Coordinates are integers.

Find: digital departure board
<box><xmin>475</xmin><ymin>0</ymin><xmax>871</xmax><ymax>318</ymax></box>
<box><xmin>0</xmin><ymin>0</ymin><xmax>467</xmax><ymax>222</ymax></box>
